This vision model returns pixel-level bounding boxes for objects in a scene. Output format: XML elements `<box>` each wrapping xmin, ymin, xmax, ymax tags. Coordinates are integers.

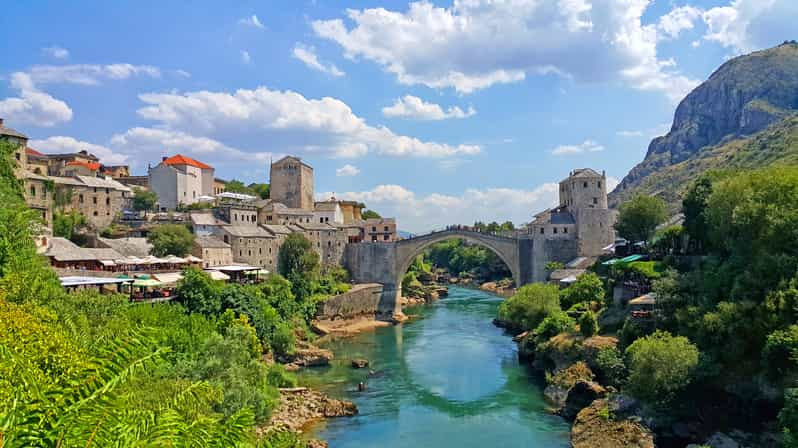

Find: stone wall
<box><xmin>316</xmin><ymin>283</ymin><xmax>384</xmax><ymax>319</ymax></box>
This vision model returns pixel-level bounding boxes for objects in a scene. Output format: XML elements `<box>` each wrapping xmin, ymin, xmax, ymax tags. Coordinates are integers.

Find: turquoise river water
<box><xmin>297</xmin><ymin>286</ymin><xmax>570</xmax><ymax>447</ymax></box>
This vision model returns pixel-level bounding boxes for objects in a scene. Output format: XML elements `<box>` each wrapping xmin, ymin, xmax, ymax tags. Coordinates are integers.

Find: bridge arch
<box><xmin>394</xmin><ymin>231</ymin><xmax>521</xmax><ymax>290</ymax></box>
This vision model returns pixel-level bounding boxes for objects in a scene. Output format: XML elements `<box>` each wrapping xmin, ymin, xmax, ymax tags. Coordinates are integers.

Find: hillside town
<box><xmin>3</xmin><ymin>118</ymin><xmax>397</xmax><ymax>287</ymax></box>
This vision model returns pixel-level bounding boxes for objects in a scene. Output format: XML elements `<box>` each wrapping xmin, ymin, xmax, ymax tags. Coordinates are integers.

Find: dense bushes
<box><xmin>625</xmin><ymin>331</ymin><xmax>699</xmax><ymax>407</ymax></box>
<box><xmin>498</xmin><ymin>283</ymin><xmax>561</xmax><ymax>332</ymax></box>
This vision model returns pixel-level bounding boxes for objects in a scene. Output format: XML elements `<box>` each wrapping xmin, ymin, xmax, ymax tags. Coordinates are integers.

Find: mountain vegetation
<box><xmin>611</xmin><ymin>42</ymin><xmax>798</xmax><ymax>207</ymax></box>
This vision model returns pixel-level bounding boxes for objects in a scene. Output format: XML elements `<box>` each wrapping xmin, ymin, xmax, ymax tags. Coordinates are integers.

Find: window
<box><xmin>259</xmin><ymin>248</ymin><xmax>262</xmax><ymax>254</ymax></box>
<box><xmin>583</xmin><ymin>182</ymin><xmax>588</xmax><ymax>188</ymax></box>
<box><xmin>93</xmin><ymin>211</ymin><xmax>98</xmax><ymax>216</ymax></box>
<box><xmin>383</xmin><ymin>234</ymin><xmax>389</xmax><ymax>241</ymax></box>
<box><xmin>192</xmin><ymin>191</ymin><xmax>196</xmax><ymax>198</ymax></box>
<box><xmin>598</xmin><ymin>181</ymin><xmax>602</xmax><ymax>188</ymax></box>
<box><xmin>106</xmin><ymin>188</ymin><xmax>109</xmax><ymax>194</ymax></box>
<box><xmin>15</xmin><ymin>152</ymin><xmax>20</xmax><ymax>161</ymax></box>
<box><xmin>240</xmin><ymin>250</ymin><xmax>242</xmax><ymax>256</ymax></box>
<box><xmin>92</xmin><ymin>197</ymin><xmax>97</xmax><ymax>204</ymax></box>
<box><xmin>384</xmin><ymin>226</ymin><xmax>389</xmax><ymax>232</ymax></box>
<box><xmin>79</xmin><ymin>194</ymin><xmax>84</xmax><ymax>203</ymax></box>
<box><xmin>540</xmin><ymin>227</ymin><xmax>544</xmax><ymax>234</ymax></box>
<box><xmin>30</xmin><ymin>186</ymin><xmax>36</xmax><ymax>197</ymax></box>
<box><xmin>223</xmin><ymin>235</ymin><xmax>229</xmax><ymax>243</ymax></box>
<box><xmin>372</xmin><ymin>236</ymin><xmax>377</xmax><ymax>242</ymax></box>
<box><xmin>267</xmin><ymin>215</ymin><xmax>272</xmax><ymax>221</ymax></box>
<box><xmin>93</xmin><ymin>187</ymin><xmax>97</xmax><ymax>193</ymax></box>
<box><xmin>320</xmin><ymin>217</ymin><xmax>324</xmax><ymax>223</ymax></box>
<box><xmin>248</xmin><ymin>250</ymin><xmax>251</xmax><ymax>256</ymax></box>
<box><xmin>553</xmin><ymin>227</ymin><xmax>558</xmax><ymax>234</ymax></box>
<box><xmin>563</xmin><ymin>227</ymin><xmax>568</xmax><ymax>234</ymax></box>
<box><xmin>372</xmin><ymin>226</ymin><xmax>377</xmax><ymax>232</ymax></box>
<box><xmin>593</xmin><ymin>197</ymin><xmax>598</xmax><ymax>205</ymax></box>
<box><xmin>106</xmin><ymin>197</ymin><xmax>110</xmax><ymax>205</ymax></box>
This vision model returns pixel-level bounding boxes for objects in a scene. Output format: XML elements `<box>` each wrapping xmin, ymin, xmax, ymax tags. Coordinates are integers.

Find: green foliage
<box><xmin>177</xmin><ymin>267</ymin><xmax>222</xmax><ymax>316</ymax></box>
<box><xmin>249</xmin><ymin>183</ymin><xmax>270</xmax><ymax>199</ymax></box>
<box><xmin>534</xmin><ymin>311</ymin><xmax>576</xmax><ymax>345</ymax></box>
<box><xmin>257</xmin><ymin>430</ymin><xmax>308</xmax><ymax>448</ymax></box>
<box><xmin>498</xmin><ymin>283</ymin><xmax>561</xmax><ymax>332</ymax></box>
<box><xmin>560</xmin><ymin>272</ymin><xmax>604</xmax><ymax>309</ymax></box>
<box><xmin>471</xmin><ymin>221</ymin><xmax>516</xmax><ymax>233</ymax></box>
<box><xmin>763</xmin><ymin>325</ymin><xmax>798</xmax><ymax>378</ymax></box>
<box><xmin>594</xmin><ymin>346</ymin><xmax>627</xmax><ymax>388</ymax></box>
<box><xmin>132</xmin><ymin>187</ymin><xmax>158</xmax><ymax>215</ymax></box>
<box><xmin>148</xmin><ymin>223</ymin><xmax>195</xmax><ymax>257</ymax></box>
<box><xmin>224</xmin><ymin>179</ymin><xmax>250</xmax><ymax>194</ymax></box>
<box><xmin>615</xmin><ymin>194</ymin><xmax>667</xmax><ymax>243</ymax></box>
<box><xmin>545</xmin><ymin>261</ymin><xmax>565</xmax><ymax>272</ymax></box>
<box><xmin>683</xmin><ymin>176</ymin><xmax>713</xmax><ymax>250</ymax></box>
<box><xmin>780</xmin><ymin>388</ymin><xmax>798</xmax><ymax>448</ymax></box>
<box><xmin>53</xmin><ymin>210</ymin><xmax>86</xmax><ymax>240</ymax></box>
<box><xmin>426</xmin><ymin>239</ymin><xmax>512</xmax><ymax>282</ymax></box>
<box><xmin>361</xmin><ymin>209</ymin><xmax>381</xmax><ymax>219</ymax></box>
<box><xmin>625</xmin><ymin>331</ymin><xmax>699</xmax><ymax>407</ymax></box>
<box><xmin>278</xmin><ymin>233</ymin><xmax>320</xmax><ymax>302</ymax></box>
<box><xmin>579</xmin><ymin>310</ymin><xmax>599</xmax><ymax>337</ymax></box>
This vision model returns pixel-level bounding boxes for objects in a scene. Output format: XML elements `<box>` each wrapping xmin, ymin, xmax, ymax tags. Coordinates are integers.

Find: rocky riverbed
<box><xmin>259</xmin><ymin>387</ymin><xmax>358</xmax><ymax>444</ymax></box>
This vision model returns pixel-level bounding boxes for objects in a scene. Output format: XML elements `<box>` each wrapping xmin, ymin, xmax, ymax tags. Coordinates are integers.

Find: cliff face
<box><xmin>610</xmin><ymin>42</ymin><xmax>798</xmax><ymax>207</ymax></box>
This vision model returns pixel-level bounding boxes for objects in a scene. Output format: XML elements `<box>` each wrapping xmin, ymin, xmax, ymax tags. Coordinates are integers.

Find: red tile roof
<box><xmin>65</xmin><ymin>160</ymin><xmax>101</xmax><ymax>171</ymax></box>
<box><xmin>26</xmin><ymin>147</ymin><xmax>45</xmax><ymax>157</ymax></box>
<box><xmin>162</xmin><ymin>154</ymin><xmax>212</xmax><ymax>169</ymax></box>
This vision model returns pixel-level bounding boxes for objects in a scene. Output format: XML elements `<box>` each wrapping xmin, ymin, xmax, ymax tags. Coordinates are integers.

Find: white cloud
<box><xmin>240</xmin><ymin>51</ymin><xmax>252</xmax><ymax>64</ymax></box>
<box><xmin>702</xmin><ymin>0</ymin><xmax>797</xmax><ymax>53</ymax></box>
<box><xmin>292</xmin><ymin>44</ymin><xmax>345</xmax><ymax>77</ymax></box>
<box><xmin>238</xmin><ymin>14</ymin><xmax>264</xmax><ymax>29</ymax></box>
<box><xmin>30</xmin><ymin>136</ymin><xmax>128</xmax><ymax>165</ymax></box>
<box><xmin>336</xmin><ymin>164</ymin><xmax>360</xmax><ymax>176</ymax></box>
<box><xmin>551</xmin><ymin>139</ymin><xmax>604</xmax><ymax>155</ymax></box>
<box><xmin>134</xmin><ymin>86</ymin><xmax>480</xmax><ymax>159</ymax></box>
<box><xmin>657</xmin><ymin>6</ymin><xmax>702</xmax><ymax>40</ymax></box>
<box><xmin>42</xmin><ymin>46</ymin><xmax>69</xmax><ymax>60</ymax></box>
<box><xmin>175</xmin><ymin>69</ymin><xmax>192</xmax><ymax>78</ymax></box>
<box><xmin>25</xmin><ymin>64</ymin><xmax>160</xmax><ymax>86</ymax></box>
<box><xmin>616</xmin><ymin>130</ymin><xmax>644</xmax><ymax>138</ymax></box>
<box><xmin>0</xmin><ymin>73</ymin><xmax>72</xmax><ymax>127</ymax></box>
<box><xmin>312</xmin><ymin>0</ymin><xmax>700</xmax><ymax>100</ymax></box>
<box><xmin>382</xmin><ymin>95</ymin><xmax>476</xmax><ymax>120</ymax></box>
<box><xmin>320</xmin><ymin>183</ymin><xmax>559</xmax><ymax>233</ymax></box>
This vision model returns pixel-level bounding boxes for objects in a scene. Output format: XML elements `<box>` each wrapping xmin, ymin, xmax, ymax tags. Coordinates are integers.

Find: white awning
<box><xmin>205</xmin><ymin>270</ymin><xmax>230</xmax><ymax>281</ymax></box>
<box><xmin>99</xmin><ymin>259</ymin><xmax>116</xmax><ymax>266</ymax></box>
<box><xmin>185</xmin><ymin>255</ymin><xmax>202</xmax><ymax>263</ymax></box>
<box><xmin>154</xmin><ymin>272</ymin><xmax>183</xmax><ymax>285</ymax></box>
<box><xmin>559</xmin><ymin>275</ymin><xmax>578</xmax><ymax>284</ymax></box>
<box><xmin>60</xmin><ymin>276</ymin><xmax>134</xmax><ymax>287</ymax></box>
<box><xmin>214</xmin><ymin>264</ymin><xmax>260</xmax><ymax>272</ymax></box>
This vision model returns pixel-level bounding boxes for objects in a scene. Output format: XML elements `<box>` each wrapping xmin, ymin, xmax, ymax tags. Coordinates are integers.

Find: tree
<box><xmin>615</xmin><ymin>194</ymin><xmax>667</xmax><ymax>243</ymax></box>
<box><xmin>497</xmin><ymin>282</ymin><xmax>561</xmax><ymax>332</ymax></box>
<box><xmin>132</xmin><ymin>188</ymin><xmax>158</xmax><ymax>217</ymax></box>
<box><xmin>224</xmin><ymin>180</ymin><xmax>252</xmax><ymax>195</ymax></box>
<box><xmin>277</xmin><ymin>233</ymin><xmax>320</xmax><ymax>302</ymax></box>
<box><xmin>148</xmin><ymin>224</ymin><xmax>195</xmax><ymax>257</ymax></box>
<box><xmin>176</xmin><ymin>267</ymin><xmax>221</xmax><ymax>316</ymax></box>
<box><xmin>534</xmin><ymin>311</ymin><xmax>576</xmax><ymax>345</ymax></box>
<box><xmin>625</xmin><ymin>331</ymin><xmax>699</xmax><ymax>406</ymax></box>
<box><xmin>362</xmin><ymin>209</ymin><xmax>381</xmax><ymax>219</ymax></box>
<box><xmin>560</xmin><ymin>272</ymin><xmax>604</xmax><ymax>309</ymax></box>
<box><xmin>579</xmin><ymin>310</ymin><xmax>599</xmax><ymax>337</ymax></box>
<box><xmin>53</xmin><ymin>211</ymin><xmax>86</xmax><ymax>241</ymax></box>
<box><xmin>682</xmin><ymin>175</ymin><xmax>712</xmax><ymax>251</ymax></box>
<box><xmin>248</xmin><ymin>183</ymin><xmax>270</xmax><ymax>199</ymax></box>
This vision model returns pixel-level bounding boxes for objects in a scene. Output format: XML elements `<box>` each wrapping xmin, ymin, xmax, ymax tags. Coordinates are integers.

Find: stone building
<box><xmin>527</xmin><ymin>168</ymin><xmax>616</xmax><ymax>259</ymax></box>
<box><xmin>102</xmin><ymin>165</ymin><xmax>130</xmax><ymax>178</ymax></box>
<box><xmin>269</xmin><ymin>156</ymin><xmax>314</xmax><ymax>210</ymax></box>
<box><xmin>25</xmin><ymin>148</ymin><xmax>49</xmax><ymax>175</ymax></box>
<box><xmin>213</xmin><ymin>178</ymin><xmax>227</xmax><ymax>195</ymax></box>
<box><xmin>52</xmin><ymin>175</ymin><xmax>132</xmax><ymax>229</ymax></box>
<box><xmin>148</xmin><ymin>154</ymin><xmax>214</xmax><ymax>210</ymax></box>
<box><xmin>218</xmin><ymin>225</ymin><xmax>277</xmax><ymax>269</ymax></box>
<box><xmin>258</xmin><ymin>201</ymin><xmax>313</xmax><ymax>225</ymax></box>
<box><xmin>362</xmin><ymin>218</ymin><xmax>398</xmax><ymax>242</ymax></box>
<box><xmin>191</xmin><ymin>211</ymin><xmax>229</xmax><ymax>236</ymax></box>
<box><xmin>193</xmin><ymin>235</ymin><xmax>233</xmax><ymax>268</ymax></box>
<box><xmin>1</xmin><ymin>118</ymin><xmax>29</xmax><ymax>178</ymax></box>
<box><xmin>295</xmin><ymin>222</ymin><xmax>348</xmax><ymax>267</ymax></box>
<box><xmin>313</xmin><ymin>199</ymin><xmax>343</xmax><ymax>224</ymax></box>
<box><xmin>338</xmin><ymin>200</ymin><xmax>364</xmax><ymax>224</ymax></box>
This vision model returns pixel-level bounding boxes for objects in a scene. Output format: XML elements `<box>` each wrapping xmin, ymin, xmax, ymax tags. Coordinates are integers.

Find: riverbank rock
<box><xmin>571</xmin><ymin>399</ymin><xmax>655</xmax><ymax>448</ymax></box>
<box><xmin>561</xmin><ymin>381</ymin><xmax>607</xmax><ymax>420</ymax></box>
<box><xmin>351</xmin><ymin>359</ymin><xmax>369</xmax><ymax>369</ymax></box>
<box><xmin>261</xmin><ymin>387</ymin><xmax>358</xmax><ymax>434</ymax></box>
<box><xmin>434</xmin><ymin>286</ymin><xmax>449</xmax><ymax>297</ymax></box>
<box><xmin>544</xmin><ymin>362</ymin><xmax>595</xmax><ymax>410</ymax></box>
<box><xmin>481</xmin><ymin>281</ymin><xmax>498</xmax><ymax>292</ymax></box>
<box><xmin>534</xmin><ymin>332</ymin><xmax>585</xmax><ymax>372</ymax></box>
<box><xmin>284</xmin><ymin>346</ymin><xmax>334</xmax><ymax>368</ymax></box>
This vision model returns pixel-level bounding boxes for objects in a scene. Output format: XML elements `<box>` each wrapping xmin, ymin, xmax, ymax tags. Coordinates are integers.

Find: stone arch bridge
<box><xmin>344</xmin><ymin>229</ymin><xmax>576</xmax><ymax>318</ymax></box>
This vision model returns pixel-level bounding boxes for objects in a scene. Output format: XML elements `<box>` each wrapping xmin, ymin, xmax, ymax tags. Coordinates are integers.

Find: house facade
<box><xmin>148</xmin><ymin>154</ymin><xmax>214</xmax><ymax>210</ymax></box>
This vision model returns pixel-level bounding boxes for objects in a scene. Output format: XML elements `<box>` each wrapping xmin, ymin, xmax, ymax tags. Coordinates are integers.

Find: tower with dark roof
<box><xmin>269</xmin><ymin>156</ymin><xmax>314</xmax><ymax>210</ymax></box>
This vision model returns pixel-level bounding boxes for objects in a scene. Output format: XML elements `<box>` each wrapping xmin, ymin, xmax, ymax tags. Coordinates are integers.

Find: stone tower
<box><xmin>559</xmin><ymin>168</ymin><xmax>608</xmax><ymax>210</ymax></box>
<box><xmin>269</xmin><ymin>156</ymin><xmax>314</xmax><ymax>210</ymax></box>
<box><xmin>559</xmin><ymin>168</ymin><xmax>615</xmax><ymax>256</ymax></box>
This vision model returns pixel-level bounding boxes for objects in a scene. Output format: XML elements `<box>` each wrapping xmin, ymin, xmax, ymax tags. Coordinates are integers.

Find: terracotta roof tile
<box><xmin>163</xmin><ymin>154</ymin><xmax>212</xmax><ymax>170</ymax></box>
<box><xmin>65</xmin><ymin>160</ymin><xmax>101</xmax><ymax>171</ymax></box>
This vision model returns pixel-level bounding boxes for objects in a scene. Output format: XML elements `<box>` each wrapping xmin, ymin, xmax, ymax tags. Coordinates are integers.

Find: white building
<box><xmin>313</xmin><ymin>200</ymin><xmax>344</xmax><ymax>225</ymax></box>
<box><xmin>148</xmin><ymin>154</ymin><xmax>214</xmax><ymax>210</ymax></box>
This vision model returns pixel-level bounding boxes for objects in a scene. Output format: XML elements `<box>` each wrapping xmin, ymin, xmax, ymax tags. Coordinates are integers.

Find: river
<box><xmin>298</xmin><ymin>286</ymin><xmax>570</xmax><ymax>447</ymax></box>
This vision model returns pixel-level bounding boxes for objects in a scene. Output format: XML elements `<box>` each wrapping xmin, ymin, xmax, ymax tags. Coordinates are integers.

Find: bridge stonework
<box><xmin>344</xmin><ymin>230</ymin><xmax>577</xmax><ymax>319</ymax></box>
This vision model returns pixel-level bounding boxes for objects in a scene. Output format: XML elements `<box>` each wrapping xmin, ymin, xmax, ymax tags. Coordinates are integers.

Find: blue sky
<box><xmin>1</xmin><ymin>0</ymin><xmax>796</xmax><ymax>231</ymax></box>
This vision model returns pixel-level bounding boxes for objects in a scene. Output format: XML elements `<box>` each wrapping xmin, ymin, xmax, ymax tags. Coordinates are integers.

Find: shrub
<box><xmin>560</xmin><ymin>272</ymin><xmax>605</xmax><ymax>309</ymax></box>
<box><xmin>147</xmin><ymin>224</ymin><xmax>195</xmax><ymax>257</ymax></box>
<box><xmin>763</xmin><ymin>325</ymin><xmax>798</xmax><ymax>378</ymax></box>
<box><xmin>177</xmin><ymin>267</ymin><xmax>222</xmax><ymax>316</ymax></box>
<box><xmin>594</xmin><ymin>346</ymin><xmax>627</xmax><ymax>388</ymax></box>
<box><xmin>579</xmin><ymin>311</ymin><xmax>599</xmax><ymax>337</ymax></box>
<box><xmin>534</xmin><ymin>311</ymin><xmax>576</xmax><ymax>345</ymax></box>
<box><xmin>498</xmin><ymin>282</ymin><xmax>561</xmax><ymax>332</ymax></box>
<box><xmin>625</xmin><ymin>331</ymin><xmax>699</xmax><ymax>407</ymax></box>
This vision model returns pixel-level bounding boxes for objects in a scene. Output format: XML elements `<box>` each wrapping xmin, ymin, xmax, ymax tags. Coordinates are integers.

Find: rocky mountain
<box><xmin>610</xmin><ymin>41</ymin><xmax>798</xmax><ymax>207</ymax></box>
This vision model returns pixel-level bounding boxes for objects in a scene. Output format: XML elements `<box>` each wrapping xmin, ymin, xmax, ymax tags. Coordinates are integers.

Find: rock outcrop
<box><xmin>262</xmin><ymin>387</ymin><xmax>357</xmax><ymax>434</ymax></box>
<box><xmin>611</xmin><ymin>42</ymin><xmax>798</xmax><ymax>207</ymax></box>
<box><xmin>561</xmin><ymin>380</ymin><xmax>607</xmax><ymax>420</ymax></box>
<box><xmin>571</xmin><ymin>398</ymin><xmax>654</xmax><ymax>448</ymax></box>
